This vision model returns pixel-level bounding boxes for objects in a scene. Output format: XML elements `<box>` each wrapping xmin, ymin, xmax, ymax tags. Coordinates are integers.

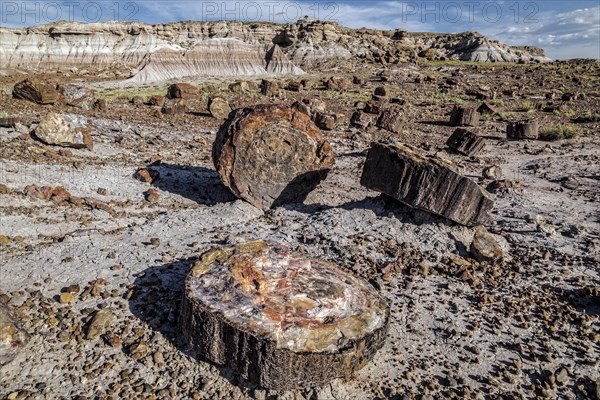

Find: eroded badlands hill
<box><xmin>0</xmin><ymin>19</ymin><xmax>550</xmax><ymax>82</ymax></box>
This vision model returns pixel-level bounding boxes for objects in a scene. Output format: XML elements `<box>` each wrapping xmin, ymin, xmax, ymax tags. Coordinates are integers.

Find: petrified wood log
<box><xmin>446</xmin><ymin>128</ymin><xmax>484</xmax><ymax>156</ymax></box>
<box><xmin>360</xmin><ymin>142</ymin><xmax>494</xmax><ymax>226</ymax></box>
<box><xmin>212</xmin><ymin>104</ymin><xmax>335</xmax><ymax>210</ymax></box>
<box><xmin>179</xmin><ymin>241</ymin><xmax>389</xmax><ymax>390</ymax></box>
<box><xmin>506</xmin><ymin>120</ymin><xmax>538</xmax><ymax>140</ymax></box>
<box><xmin>449</xmin><ymin>106</ymin><xmax>480</xmax><ymax>127</ymax></box>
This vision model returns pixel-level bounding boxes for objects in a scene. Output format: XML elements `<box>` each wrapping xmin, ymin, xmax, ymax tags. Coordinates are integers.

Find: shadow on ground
<box><xmin>128</xmin><ymin>256</ymin><xmax>249</xmax><ymax>390</ymax></box>
<box><xmin>128</xmin><ymin>256</ymin><xmax>328</xmax><ymax>396</ymax></box>
<box><xmin>147</xmin><ymin>163</ymin><xmax>236</xmax><ymax>205</ymax></box>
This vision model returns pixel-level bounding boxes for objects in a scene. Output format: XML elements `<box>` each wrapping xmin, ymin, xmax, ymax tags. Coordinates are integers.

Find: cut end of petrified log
<box><xmin>212</xmin><ymin>104</ymin><xmax>335</xmax><ymax>210</ymax></box>
<box><xmin>179</xmin><ymin>241</ymin><xmax>389</xmax><ymax>390</ymax></box>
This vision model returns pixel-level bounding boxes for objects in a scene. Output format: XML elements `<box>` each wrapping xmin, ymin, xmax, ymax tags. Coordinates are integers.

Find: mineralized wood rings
<box><xmin>179</xmin><ymin>241</ymin><xmax>390</xmax><ymax>390</ymax></box>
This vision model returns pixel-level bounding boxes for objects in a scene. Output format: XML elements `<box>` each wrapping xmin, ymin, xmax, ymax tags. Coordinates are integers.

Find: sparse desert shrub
<box><xmin>575</xmin><ymin>111</ymin><xmax>600</xmax><ymax>123</ymax></box>
<box><xmin>539</xmin><ymin>124</ymin><xmax>580</xmax><ymax>141</ymax></box>
<box><xmin>499</xmin><ymin>111</ymin><xmax>515</xmax><ymax>121</ymax></box>
<box><xmin>520</xmin><ymin>100</ymin><xmax>536</xmax><ymax>111</ymax></box>
<box><xmin>489</xmin><ymin>99</ymin><xmax>504</xmax><ymax>106</ymax></box>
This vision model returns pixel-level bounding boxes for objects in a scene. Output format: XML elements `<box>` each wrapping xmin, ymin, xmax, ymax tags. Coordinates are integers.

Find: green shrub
<box><xmin>520</xmin><ymin>101</ymin><xmax>536</xmax><ymax>111</ymax></box>
<box><xmin>539</xmin><ymin>124</ymin><xmax>580</xmax><ymax>141</ymax></box>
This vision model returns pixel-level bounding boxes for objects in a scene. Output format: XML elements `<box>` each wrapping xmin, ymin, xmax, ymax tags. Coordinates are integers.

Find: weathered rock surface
<box><xmin>208</xmin><ymin>97</ymin><xmax>231</xmax><ymax>120</ymax></box>
<box><xmin>470</xmin><ymin>226</ymin><xmax>505</xmax><ymax>262</ymax></box>
<box><xmin>376</xmin><ymin>108</ymin><xmax>404</xmax><ymax>133</ymax></box>
<box><xmin>446</xmin><ymin>128</ymin><xmax>484</xmax><ymax>156</ymax></box>
<box><xmin>0</xmin><ymin>21</ymin><xmax>549</xmax><ymax>82</ymax></box>
<box><xmin>57</xmin><ymin>84</ymin><xmax>95</xmax><ymax>109</ymax></box>
<box><xmin>449</xmin><ymin>106</ymin><xmax>480</xmax><ymax>127</ymax></box>
<box><xmin>212</xmin><ymin>104</ymin><xmax>335</xmax><ymax>210</ymax></box>
<box><xmin>0</xmin><ymin>303</ymin><xmax>29</xmax><ymax>366</ymax></box>
<box><xmin>507</xmin><ymin>121</ymin><xmax>539</xmax><ymax>140</ymax></box>
<box><xmin>12</xmin><ymin>79</ymin><xmax>59</xmax><ymax>104</ymax></box>
<box><xmin>351</xmin><ymin>111</ymin><xmax>373</xmax><ymax>128</ymax></box>
<box><xmin>34</xmin><ymin>113</ymin><xmax>93</xmax><ymax>150</ymax></box>
<box><xmin>167</xmin><ymin>83</ymin><xmax>199</xmax><ymax>99</ymax></box>
<box><xmin>86</xmin><ymin>309</ymin><xmax>115</xmax><ymax>340</ymax></box>
<box><xmin>161</xmin><ymin>98</ymin><xmax>187</xmax><ymax>115</ymax></box>
<box><xmin>180</xmin><ymin>240</ymin><xmax>389</xmax><ymax>390</ymax></box>
<box><xmin>360</xmin><ymin>143</ymin><xmax>494</xmax><ymax>226</ymax></box>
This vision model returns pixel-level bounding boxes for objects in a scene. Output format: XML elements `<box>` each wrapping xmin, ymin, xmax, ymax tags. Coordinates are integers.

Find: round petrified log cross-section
<box><xmin>179</xmin><ymin>241</ymin><xmax>389</xmax><ymax>390</ymax></box>
<box><xmin>212</xmin><ymin>105</ymin><xmax>335</xmax><ymax>210</ymax></box>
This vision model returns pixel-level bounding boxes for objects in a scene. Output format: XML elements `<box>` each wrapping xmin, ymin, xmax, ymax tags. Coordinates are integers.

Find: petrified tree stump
<box><xmin>449</xmin><ymin>106</ymin><xmax>480</xmax><ymax>127</ymax></box>
<box><xmin>360</xmin><ymin>142</ymin><xmax>494</xmax><ymax>226</ymax></box>
<box><xmin>179</xmin><ymin>241</ymin><xmax>389</xmax><ymax>390</ymax></box>
<box><xmin>212</xmin><ymin>104</ymin><xmax>335</xmax><ymax>210</ymax></box>
<box><xmin>507</xmin><ymin>121</ymin><xmax>538</xmax><ymax>140</ymax></box>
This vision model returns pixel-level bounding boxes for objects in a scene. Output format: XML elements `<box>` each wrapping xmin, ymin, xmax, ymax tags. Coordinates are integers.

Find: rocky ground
<box><xmin>0</xmin><ymin>60</ymin><xmax>599</xmax><ymax>399</ymax></box>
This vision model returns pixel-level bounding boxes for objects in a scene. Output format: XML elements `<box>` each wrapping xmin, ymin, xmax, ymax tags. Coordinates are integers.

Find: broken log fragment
<box><xmin>449</xmin><ymin>106</ymin><xmax>480</xmax><ymax>127</ymax></box>
<box><xmin>179</xmin><ymin>240</ymin><xmax>389</xmax><ymax>390</ymax></box>
<box><xmin>507</xmin><ymin>120</ymin><xmax>539</xmax><ymax>140</ymax></box>
<box><xmin>446</xmin><ymin>128</ymin><xmax>485</xmax><ymax>156</ymax></box>
<box><xmin>212</xmin><ymin>104</ymin><xmax>335</xmax><ymax>210</ymax></box>
<box><xmin>360</xmin><ymin>142</ymin><xmax>494</xmax><ymax>226</ymax></box>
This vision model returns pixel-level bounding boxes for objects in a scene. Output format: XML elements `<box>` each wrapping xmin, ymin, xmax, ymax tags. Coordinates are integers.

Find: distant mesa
<box><xmin>0</xmin><ymin>20</ymin><xmax>550</xmax><ymax>82</ymax></box>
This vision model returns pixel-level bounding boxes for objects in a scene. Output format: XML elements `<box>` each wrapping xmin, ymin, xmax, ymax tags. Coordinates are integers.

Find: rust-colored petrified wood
<box><xmin>179</xmin><ymin>241</ymin><xmax>389</xmax><ymax>390</ymax></box>
<box><xmin>212</xmin><ymin>104</ymin><xmax>335</xmax><ymax>210</ymax></box>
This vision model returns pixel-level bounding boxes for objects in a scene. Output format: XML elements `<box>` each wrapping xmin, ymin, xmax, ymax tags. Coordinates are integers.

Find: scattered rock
<box><xmin>470</xmin><ymin>226</ymin><xmax>505</xmax><ymax>263</ymax></box>
<box><xmin>86</xmin><ymin>309</ymin><xmax>115</xmax><ymax>340</ymax></box>
<box><xmin>507</xmin><ymin>121</ymin><xmax>539</xmax><ymax>140</ymax></box>
<box><xmin>0</xmin><ymin>304</ymin><xmax>29</xmax><ymax>366</ymax></box>
<box><xmin>146</xmin><ymin>95</ymin><xmax>166</xmax><ymax>107</ymax></box>
<box><xmin>208</xmin><ymin>97</ymin><xmax>231</xmax><ymax>120</ymax></box>
<box><xmin>212</xmin><ymin>104</ymin><xmax>335</xmax><ymax>210</ymax></box>
<box><xmin>483</xmin><ymin>166</ymin><xmax>502</xmax><ymax>179</ymax></box>
<box><xmin>57</xmin><ymin>84</ymin><xmax>95</xmax><ymax>109</ymax></box>
<box><xmin>376</xmin><ymin>107</ymin><xmax>404</xmax><ymax>133</ymax></box>
<box><xmin>350</xmin><ymin>111</ymin><xmax>373</xmax><ymax>128</ymax></box>
<box><xmin>34</xmin><ymin>113</ymin><xmax>93</xmax><ymax>150</ymax></box>
<box><xmin>12</xmin><ymin>79</ymin><xmax>59</xmax><ymax>104</ymax></box>
<box><xmin>324</xmin><ymin>76</ymin><xmax>351</xmax><ymax>91</ymax></box>
<box><xmin>23</xmin><ymin>185</ymin><xmax>76</xmax><ymax>205</ymax></box>
<box><xmin>59</xmin><ymin>292</ymin><xmax>75</xmax><ymax>304</ymax></box>
<box><xmin>93</xmin><ymin>99</ymin><xmax>108</xmax><ymax>111</ymax></box>
<box><xmin>446</xmin><ymin>128</ymin><xmax>484</xmax><ymax>156</ymax></box>
<box><xmin>134</xmin><ymin>168</ymin><xmax>160</xmax><ymax>184</ymax></box>
<box><xmin>449</xmin><ymin>106</ymin><xmax>480</xmax><ymax>127</ymax></box>
<box><xmin>364</xmin><ymin>100</ymin><xmax>383</xmax><ymax>114</ymax></box>
<box><xmin>555</xmin><ymin>368</ymin><xmax>569</xmax><ymax>386</ymax></box>
<box><xmin>167</xmin><ymin>83</ymin><xmax>200</xmax><ymax>99</ymax></box>
<box><xmin>477</xmin><ymin>102</ymin><xmax>497</xmax><ymax>115</ymax></box>
<box><xmin>0</xmin><ymin>118</ymin><xmax>21</xmax><ymax>128</ymax></box>
<box><xmin>229</xmin><ymin>81</ymin><xmax>251</xmax><ymax>93</ymax></box>
<box><xmin>161</xmin><ymin>98</ymin><xmax>187</xmax><ymax>115</ymax></box>
<box><xmin>374</xmin><ymin>86</ymin><xmax>388</xmax><ymax>97</ymax></box>
<box><xmin>145</xmin><ymin>188</ymin><xmax>160</xmax><ymax>203</ymax></box>
<box><xmin>314</xmin><ymin>112</ymin><xmax>336</xmax><ymax>130</ymax></box>
<box><xmin>360</xmin><ymin>142</ymin><xmax>494</xmax><ymax>226</ymax></box>
<box><xmin>261</xmin><ymin>80</ymin><xmax>278</xmax><ymax>96</ymax></box>
<box><xmin>131</xmin><ymin>96</ymin><xmax>144</xmax><ymax>106</ymax></box>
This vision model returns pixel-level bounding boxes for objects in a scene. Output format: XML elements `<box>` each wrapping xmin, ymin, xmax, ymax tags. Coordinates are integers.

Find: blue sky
<box><xmin>1</xmin><ymin>1</ymin><xmax>599</xmax><ymax>59</ymax></box>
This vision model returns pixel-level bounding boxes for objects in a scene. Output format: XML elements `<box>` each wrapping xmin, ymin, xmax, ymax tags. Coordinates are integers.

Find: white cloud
<box><xmin>490</xmin><ymin>7</ymin><xmax>600</xmax><ymax>59</ymax></box>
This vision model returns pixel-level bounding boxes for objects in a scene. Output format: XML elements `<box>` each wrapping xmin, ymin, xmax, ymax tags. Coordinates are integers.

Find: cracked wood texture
<box><xmin>179</xmin><ymin>241</ymin><xmax>389</xmax><ymax>390</ymax></box>
<box><xmin>360</xmin><ymin>142</ymin><xmax>494</xmax><ymax>226</ymax></box>
<box><xmin>212</xmin><ymin>105</ymin><xmax>335</xmax><ymax>210</ymax></box>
